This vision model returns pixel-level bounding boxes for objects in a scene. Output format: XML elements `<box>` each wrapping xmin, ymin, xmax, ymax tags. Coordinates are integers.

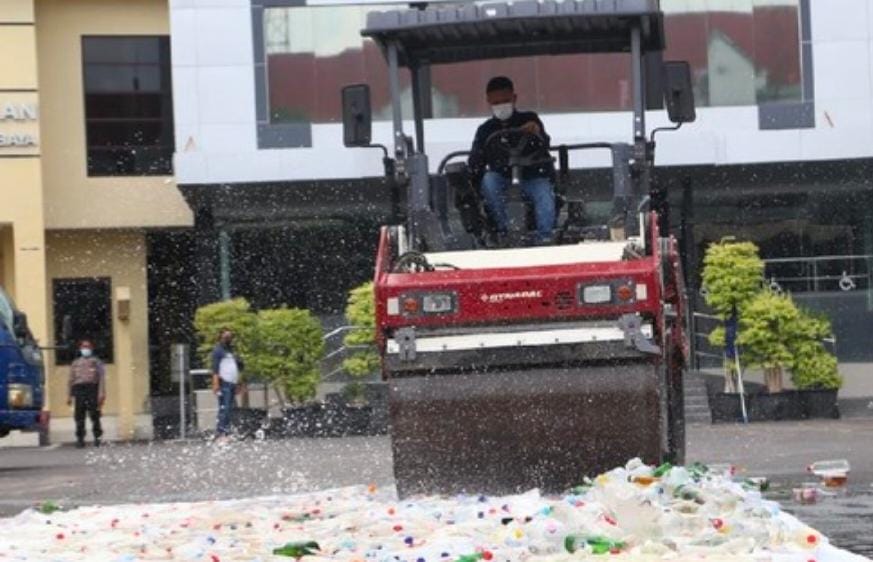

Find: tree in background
<box><xmin>341</xmin><ymin>282</ymin><xmax>379</xmax><ymax>404</ymax></box>
<box><xmin>736</xmin><ymin>290</ymin><xmax>800</xmax><ymax>393</ymax></box>
<box><xmin>246</xmin><ymin>308</ymin><xmax>325</xmax><ymax>404</ymax></box>
<box><xmin>703</xmin><ymin>240</ymin><xmax>842</xmax><ymax>395</ymax></box>
<box><xmin>193</xmin><ymin>298</ymin><xmax>257</xmax><ymax>370</ymax></box>
<box><xmin>702</xmin><ymin>240</ymin><xmax>764</xmax><ymax>316</ymax></box>
<box><xmin>703</xmin><ymin>240</ymin><xmax>765</xmax><ymax>392</ymax></box>
<box><xmin>194</xmin><ymin>299</ymin><xmax>325</xmax><ymax>405</ymax></box>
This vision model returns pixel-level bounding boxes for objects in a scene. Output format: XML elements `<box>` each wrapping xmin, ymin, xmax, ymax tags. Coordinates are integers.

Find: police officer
<box><xmin>67</xmin><ymin>339</ymin><xmax>106</xmax><ymax>448</ymax></box>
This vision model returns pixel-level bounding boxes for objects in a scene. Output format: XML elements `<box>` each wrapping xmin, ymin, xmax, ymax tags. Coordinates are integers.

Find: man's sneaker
<box><xmin>75</xmin><ymin>441</ymin><xmax>85</xmax><ymax>449</ymax></box>
<box><xmin>94</xmin><ymin>438</ymin><xmax>102</xmax><ymax>448</ymax></box>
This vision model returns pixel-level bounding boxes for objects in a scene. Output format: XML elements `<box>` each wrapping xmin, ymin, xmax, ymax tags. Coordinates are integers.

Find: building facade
<box><xmin>1</xmin><ymin>0</ymin><xmax>192</xmax><ymax>442</ymax></box>
<box><xmin>171</xmin><ymin>0</ymin><xmax>872</xmax><ymax>400</ymax></box>
<box><xmin>2</xmin><ymin>0</ymin><xmax>872</xmax><ymax>444</ymax></box>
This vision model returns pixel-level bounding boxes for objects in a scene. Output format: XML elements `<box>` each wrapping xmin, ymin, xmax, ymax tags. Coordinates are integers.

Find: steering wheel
<box><xmin>483</xmin><ymin>127</ymin><xmax>553</xmax><ymax>185</ymax></box>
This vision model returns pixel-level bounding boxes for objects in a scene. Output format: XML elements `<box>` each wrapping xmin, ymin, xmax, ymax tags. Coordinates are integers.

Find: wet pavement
<box><xmin>0</xmin><ymin>419</ymin><xmax>871</xmax><ymax>557</ymax></box>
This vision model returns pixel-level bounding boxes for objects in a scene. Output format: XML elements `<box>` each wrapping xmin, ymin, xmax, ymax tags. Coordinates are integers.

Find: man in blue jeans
<box><xmin>211</xmin><ymin>328</ymin><xmax>244</xmax><ymax>440</ymax></box>
<box><xmin>468</xmin><ymin>76</ymin><xmax>556</xmax><ymax>244</ymax></box>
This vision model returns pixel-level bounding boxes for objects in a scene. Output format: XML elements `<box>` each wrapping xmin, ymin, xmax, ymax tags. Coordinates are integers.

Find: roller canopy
<box><xmin>362</xmin><ymin>0</ymin><xmax>665</xmax><ymax>67</ymax></box>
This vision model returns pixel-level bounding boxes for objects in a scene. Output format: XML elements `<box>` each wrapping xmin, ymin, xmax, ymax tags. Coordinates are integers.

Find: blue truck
<box><xmin>0</xmin><ymin>285</ymin><xmax>48</xmax><ymax>439</ymax></box>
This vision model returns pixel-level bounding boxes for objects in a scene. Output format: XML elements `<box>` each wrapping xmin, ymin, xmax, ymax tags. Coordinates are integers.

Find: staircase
<box><xmin>684</xmin><ymin>371</ymin><xmax>712</xmax><ymax>424</ymax></box>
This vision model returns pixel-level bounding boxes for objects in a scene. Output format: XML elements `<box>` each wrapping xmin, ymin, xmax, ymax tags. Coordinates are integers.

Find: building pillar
<box><xmin>193</xmin><ymin>206</ymin><xmax>221</xmax><ymax>307</ymax></box>
<box><xmin>114</xmin><ymin>286</ymin><xmax>135</xmax><ymax>439</ymax></box>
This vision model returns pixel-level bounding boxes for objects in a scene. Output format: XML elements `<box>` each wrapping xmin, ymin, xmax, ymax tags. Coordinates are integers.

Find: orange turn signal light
<box><xmin>616</xmin><ymin>285</ymin><xmax>634</xmax><ymax>301</ymax></box>
<box><xmin>402</xmin><ymin>297</ymin><xmax>420</xmax><ymax>314</ymax></box>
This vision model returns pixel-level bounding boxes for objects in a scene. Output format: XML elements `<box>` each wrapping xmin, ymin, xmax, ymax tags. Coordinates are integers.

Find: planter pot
<box><xmin>276</xmin><ymin>404</ymin><xmax>324</xmax><ymax>437</ymax></box>
<box><xmin>231</xmin><ymin>407</ymin><xmax>268</xmax><ymax>438</ymax></box>
<box><xmin>710</xmin><ymin>393</ymin><xmax>749</xmax><ymax>423</ymax></box>
<box><xmin>710</xmin><ymin>391</ymin><xmax>805</xmax><ymax>423</ymax></box>
<box><xmin>275</xmin><ymin>401</ymin><xmax>375</xmax><ymax>438</ymax></box>
<box><xmin>748</xmin><ymin>391</ymin><xmax>803</xmax><ymax>421</ymax></box>
<box><xmin>800</xmin><ymin>389</ymin><xmax>840</xmax><ymax>419</ymax></box>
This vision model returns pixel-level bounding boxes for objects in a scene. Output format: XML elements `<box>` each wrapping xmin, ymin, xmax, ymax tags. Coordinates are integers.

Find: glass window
<box><xmin>53</xmin><ymin>278</ymin><xmax>114</xmax><ymax>365</ymax></box>
<box><xmin>82</xmin><ymin>36</ymin><xmax>174</xmax><ymax>176</ymax></box>
<box><xmin>263</xmin><ymin>1</ymin><xmax>803</xmax><ymax>124</ymax></box>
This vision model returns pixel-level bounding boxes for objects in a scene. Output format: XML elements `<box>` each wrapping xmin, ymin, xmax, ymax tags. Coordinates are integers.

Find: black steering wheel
<box><xmin>483</xmin><ymin>127</ymin><xmax>553</xmax><ymax>185</ymax></box>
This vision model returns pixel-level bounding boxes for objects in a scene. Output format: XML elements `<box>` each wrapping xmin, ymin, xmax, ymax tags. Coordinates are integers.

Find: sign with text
<box><xmin>0</xmin><ymin>93</ymin><xmax>39</xmax><ymax>156</ymax></box>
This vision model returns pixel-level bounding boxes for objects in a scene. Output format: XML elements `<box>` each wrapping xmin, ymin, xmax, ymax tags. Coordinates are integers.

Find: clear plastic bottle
<box><xmin>807</xmin><ymin>459</ymin><xmax>850</xmax><ymax>487</ymax></box>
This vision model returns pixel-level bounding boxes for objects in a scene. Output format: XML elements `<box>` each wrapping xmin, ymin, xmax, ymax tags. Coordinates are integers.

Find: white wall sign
<box><xmin>0</xmin><ymin>102</ymin><xmax>39</xmax><ymax>151</ymax></box>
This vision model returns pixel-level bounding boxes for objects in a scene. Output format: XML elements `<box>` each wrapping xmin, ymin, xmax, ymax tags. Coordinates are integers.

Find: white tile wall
<box><xmin>194</xmin><ymin>7</ymin><xmax>253</xmax><ymax>67</ymax></box>
<box><xmin>814</xmin><ymin>41</ymin><xmax>872</xmax><ymax>101</ymax></box>
<box><xmin>174</xmin><ymin>152</ymin><xmax>208</xmax><ymax>180</ymax></box>
<box><xmin>200</xmin><ymin>122</ymin><xmax>257</xmax><ymax>152</ymax></box>
<box><xmin>206</xmin><ymin>151</ymin><xmax>281</xmax><ymax>183</ymax></box>
<box><xmin>171</xmin><ymin>66</ymin><xmax>200</xmax><ymax>125</ymax></box>
<box><xmin>170</xmin><ymin>8</ymin><xmax>198</xmax><ymax>67</ymax></box>
<box><xmin>811</xmin><ymin>0</ymin><xmax>869</xmax><ymax>42</ymax></box>
<box><xmin>195</xmin><ymin>66</ymin><xmax>256</xmax><ymax>125</ymax></box>
<box><xmin>171</xmin><ymin>1</ymin><xmax>873</xmax><ymax>185</ymax></box>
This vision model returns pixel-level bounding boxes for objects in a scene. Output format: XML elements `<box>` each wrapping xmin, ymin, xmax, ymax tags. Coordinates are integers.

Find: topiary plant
<box><xmin>193</xmin><ymin>298</ymin><xmax>257</xmax><ymax>370</ymax></box>
<box><xmin>738</xmin><ymin>290</ymin><xmax>818</xmax><ymax>393</ymax></box>
<box><xmin>701</xmin><ymin>240</ymin><xmax>765</xmax><ymax>318</ymax></box>
<box><xmin>245</xmin><ymin>308</ymin><xmax>325</xmax><ymax>404</ymax></box>
<box><xmin>341</xmin><ymin>282</ymin><xmax>379</xmax><ymax>404</ymax></box>
<box><xmin>791</xmin><ymin>347</ymin><xmax>842</xmax><ymax>390</ymax></box>
<box><xmin>790</xmin><ymin>311</ymin><xmax>842</xmax><ymax>391</ymax></box>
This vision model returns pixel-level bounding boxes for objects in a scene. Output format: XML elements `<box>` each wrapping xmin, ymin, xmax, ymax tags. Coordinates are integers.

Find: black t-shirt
<box><xmin>467</xmin><ymin>110</ymin><xmax>555</xmax><ymax>184</ymax></box>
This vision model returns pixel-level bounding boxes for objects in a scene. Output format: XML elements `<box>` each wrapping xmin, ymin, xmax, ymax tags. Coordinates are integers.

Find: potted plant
<box><xmin>245</xmin><ymin>307</ymin><xmax>325</xmax><ymax>436</ymax></box>
<box><xmin>790</xmin><ymin>314</ymin><xmax>842</xmax><ymax>419</ymax></box>
<box><xmin>702</xmin><ymin>240</ymin><xmax>764</xmax><ymax>421</ymax></box>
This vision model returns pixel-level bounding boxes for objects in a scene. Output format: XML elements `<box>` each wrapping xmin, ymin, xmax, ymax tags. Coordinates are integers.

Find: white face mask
<box><xmin>491</xmin><ymin>102</ymin><xmax>514</xmax><ymax>121</ymax></box>
<box><xmin>80</xmin><ymin>348</ymin><xmax>93</xmax><ymax>358</ymax></box>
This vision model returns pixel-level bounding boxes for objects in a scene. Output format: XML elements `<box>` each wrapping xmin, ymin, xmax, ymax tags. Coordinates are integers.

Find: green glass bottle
<box><xmin>273</xmin><ymin>541</ymin><xmax>321</xmax><ymax>558</ymax></box>
<box><xmin>652</xmin><ymin>462</ymin><xmax>673</xmax><ymax>478</ymax></box>
<box><xmin>454</xmin><ymin>554</ymin><xmax>484</xmax><ymax>562</ymax></box>
<box><xmin>564</xmin><ymin>535</ymin><xmax>626</xmax><ymax>555</ymax></box>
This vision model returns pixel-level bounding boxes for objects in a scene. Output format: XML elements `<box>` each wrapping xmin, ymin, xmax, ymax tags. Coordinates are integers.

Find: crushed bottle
<box><xmin>564</xmin><ymin>535</ymin><xmax>626</xmax><ymax>555</ymax></box>
<box><xmin>807</xmin><ymin>459</ymin><xmax>850</xmax><ymax>487</ymax></box>
<box><xmin>272</xmin><ymin>540</ymin><xmax>321</xmax><ymax>558</ymax></box>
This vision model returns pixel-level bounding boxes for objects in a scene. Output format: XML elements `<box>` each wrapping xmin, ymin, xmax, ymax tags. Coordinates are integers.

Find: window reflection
<box><xmin>263</xmin><ymin>0</ymin><xmax>804</xmax><ymax>123</ymax></box>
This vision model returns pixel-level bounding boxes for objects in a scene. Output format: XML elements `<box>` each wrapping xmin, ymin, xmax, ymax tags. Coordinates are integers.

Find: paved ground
<box><xmin>1</xmin><ymin>419</ymin><xmax>871</xmax><ymax>557</ymax></box>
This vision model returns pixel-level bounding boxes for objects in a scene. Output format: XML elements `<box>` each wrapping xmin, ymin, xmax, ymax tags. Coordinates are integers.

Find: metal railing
<box><xmin>763</xmin><ymin>254</ymin><xmax>873</xmax><ymax>294</ymax></box>
<box><xmin>691</xmin><ymin>311</ymin><xmax>723</xmax><ymax>370</ymax></box>
<box><xmin>320</xmin><ymin>325</ymin><xmax>372</xmax><ymax>381</ymax></box>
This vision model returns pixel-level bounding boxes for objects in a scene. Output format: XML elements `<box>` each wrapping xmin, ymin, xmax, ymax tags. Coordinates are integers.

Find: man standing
<box><xmin>211</xmin><ymin>328</ymin><xmax>243</xmax><ymax>440</ymax></box>
<box><xmin>67</xmin><ymin>339</ymin><xmax>105</xmax><ymax>448</ymax></box>
<box><xmin>468</xmin><ymin>76</ymin><xmax>556</xmax><ymax>244</ymax></box>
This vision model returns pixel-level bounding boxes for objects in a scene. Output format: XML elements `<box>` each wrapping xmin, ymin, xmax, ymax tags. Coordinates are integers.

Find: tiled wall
<box><xmin>171</xmin><ymin>0</ymin><xmax>873</xmax><ymax>184</ymax></box>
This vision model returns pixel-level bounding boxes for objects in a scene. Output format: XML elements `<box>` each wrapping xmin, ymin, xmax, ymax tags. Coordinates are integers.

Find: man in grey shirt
<box><xmin>211</xmin><ymin>328</ymin><xmax>244</xmax><ymax>439</ymax></box>
<box><xmin>67</xmin><ymin>339</ymin><xmax>106</xmax><ymax>448</ymax></box>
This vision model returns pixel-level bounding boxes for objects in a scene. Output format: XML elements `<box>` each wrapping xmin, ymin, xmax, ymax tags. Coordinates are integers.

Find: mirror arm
<box><xmin>650</xmin><ymin>122</ymin><xmax>682</xmax><ymax>143</ymax></box>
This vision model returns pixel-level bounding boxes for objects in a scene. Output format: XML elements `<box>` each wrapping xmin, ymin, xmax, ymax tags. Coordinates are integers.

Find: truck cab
<box><xmin>0</xmin><ymin>286</ymin><xmax>48</xmax><ymax>439</ymax></box>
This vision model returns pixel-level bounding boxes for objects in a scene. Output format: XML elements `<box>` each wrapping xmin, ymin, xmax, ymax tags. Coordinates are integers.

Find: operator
<box><xmin>468</xmin><ymin>76</ymin><xmax>556</xmax><ymax>244</ymax></box>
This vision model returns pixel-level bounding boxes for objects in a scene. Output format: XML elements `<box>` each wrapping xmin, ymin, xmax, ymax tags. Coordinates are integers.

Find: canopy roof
<box><xmin>362</xmin><ymin>0</ymin><xmax>664</xmax><ymax>67</ymax></box>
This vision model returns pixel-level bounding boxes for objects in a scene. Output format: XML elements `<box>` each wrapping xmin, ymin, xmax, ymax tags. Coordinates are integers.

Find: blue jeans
<box><xmin>216</xmin><ymin>380</ymin><xmax>236</xmax><ymax>436</ymax></box>
<box><xmin>481</xmin><ymin>171</ymin><xmax>556</xmax><ymax>241</ymax></box>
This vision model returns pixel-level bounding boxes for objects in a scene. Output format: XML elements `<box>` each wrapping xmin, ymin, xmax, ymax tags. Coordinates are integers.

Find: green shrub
<box><xmin>792</xmin><ymin>346</ymin><xmax>842</xmax><ymax>390</ymax></box>
<box><xmin>701</xmin><ymin>240</ymin><xmax>764</xmax><ymax>318</ymax></box>
<box><xmin>246</xmin><ymin>308</ymin><xmax>325</xmax><ymax>404</ymax></box>
<box><xmin>738</xmin><ymin>291</ymin><xmax>799</xmax><ymax>374</ymax></box>
<box><xmin>790</xmin><ymin>311</ymin><xmax>842</xmax><ymax>390</ymax></box>
<box><xmin>193</xmin><ymin>298</ymin><xmax>257</xmax><ymax>367</ymax></box>
<box><xmin>341</xmin><ymin>282</ymin><xmax>379</xmax><ymax>403</ymax></box>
